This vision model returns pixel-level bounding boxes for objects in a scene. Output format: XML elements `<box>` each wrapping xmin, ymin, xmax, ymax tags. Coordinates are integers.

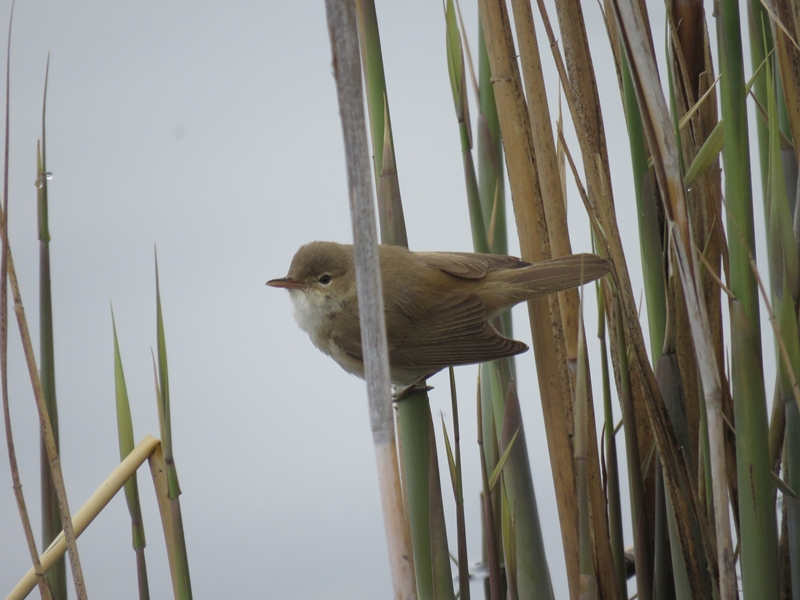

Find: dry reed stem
<box><xmin>148</xmin><ymin>442</ymin><xmax>179</xmax><ymax>598</ymax></box>
<box><xmin>611</xmin><ymin>0</ymin><xmax>734</xmax><ymax>596</ymax></box>
<box><xmin>325</xmin><ymin>2</ymin><xmax>415</xmax><ymax>597</ymax></box>
<box><xmin>0</xmin><ymin>7</ymin><xmax>51</xmax><ymax>597</ymax></box>
<box><xmin>7</xmin><ymin>435</ymin><xmax>160</xmax><ymax>600</ymax></box>
<box><xmin>507</xmin><ymin>2</ymin><xmax>619</xmax><ymax>597</ymax></box>
<box><xmin>0</xmin><ymin>183</ymin><xmax>87</xmax><ymax>600</ymax></box>
<box><xmin>541</xmin><ymin>0</ymin><xmax>721</xmax><ymax>594</ymax></box>
<box><xmin>476</xmin><ymin>0</ymin><xmax>579</xmax><ymax>595</ymax></box>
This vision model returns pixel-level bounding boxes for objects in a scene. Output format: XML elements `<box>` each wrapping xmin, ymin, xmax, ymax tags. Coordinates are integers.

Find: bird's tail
<box><xmin>502</xmin><ymin>253</ymin><xmax>610</xmax><ymax>298</ymax></box>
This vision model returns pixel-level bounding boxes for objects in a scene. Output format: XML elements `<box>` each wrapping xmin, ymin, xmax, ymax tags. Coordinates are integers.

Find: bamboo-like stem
<box><xmin>476</xmin><ymin>1</ymin><xmax>568</xmax><ymax>597</ymax></box>
<box><xmin>1</xmin><ymin>7</ymin><xmax>51</xmax><ymax>599</ymax></box>
<box><xmin>609</xmin><ymin>0</ymin><xmax>734</xmax><ymax>596</ymax></box>
<box><xmin>148</xmin><ymin>440</ymin><xmax>179</xmax><ymax>598</ymax></box>
<box><xmin>153</xmin><ymin>261</ymin><xmax>192</xmax><ymax>600</ymax></box>
<box><xmin>7</xmin><ymin>435</ymin><xmax>161</xmax><ymax>600</ymax></box>
<box><xmin>507</xmin><ymin>4</ymin><xmax>619</xmax><ymax>598</ymax></box>
<box><xmin>324</xmin><ymin>2</ymin><xmax>415</xmax><ymax>597</ymax></box>
<box><xmin>719</xmin><ymin>0</ymin><xmax>780</xmax><ymax>594</ymax></box>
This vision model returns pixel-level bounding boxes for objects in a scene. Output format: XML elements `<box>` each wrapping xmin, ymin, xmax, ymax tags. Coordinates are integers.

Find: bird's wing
<box><xmin>387</xmin><ymin>291</ymin><xmax>528</xmax><ymax>369</ymax></box>
<box><xmin>413</xmin><ymin>251</ymin><xmax>528</xmax><ymax>279</ymax></box>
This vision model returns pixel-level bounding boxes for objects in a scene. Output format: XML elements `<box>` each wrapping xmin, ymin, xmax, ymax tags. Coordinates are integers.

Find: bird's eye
<box><xmin>318</xmin><ymin>274</ymin><xmax>332</xmax><ymax>285</ymax></box>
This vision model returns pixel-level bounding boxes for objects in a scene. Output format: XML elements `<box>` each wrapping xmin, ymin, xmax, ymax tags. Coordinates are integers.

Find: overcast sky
<box><xmin>0</xmin><ymin>1</ymin><xmax>770</xmax><ymax>598</ymax></box>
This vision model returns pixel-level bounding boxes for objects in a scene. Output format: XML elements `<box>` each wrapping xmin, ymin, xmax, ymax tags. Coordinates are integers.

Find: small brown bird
<box><xmin>268</xmin><ymin>241</ymin><xmax>609</xmax><ymax>385</ymax></box>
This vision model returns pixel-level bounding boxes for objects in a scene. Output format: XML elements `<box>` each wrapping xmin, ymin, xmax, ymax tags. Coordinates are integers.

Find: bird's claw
<box><xmin>392</xmin><ymin>381</ymin><xmax>433</xmax><ymax>402</ymax></box>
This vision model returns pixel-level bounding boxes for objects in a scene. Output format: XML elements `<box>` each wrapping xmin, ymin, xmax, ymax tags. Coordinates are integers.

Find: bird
<box><xmin>267</xmin><ymin>241</ymin><xmax>609</xmax><ymax>386</ymax></box>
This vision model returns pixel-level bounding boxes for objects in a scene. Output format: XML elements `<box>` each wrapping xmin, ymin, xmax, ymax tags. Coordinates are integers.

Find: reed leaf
<box><xmin>112</xmin><ymin>309</ymin><xmax>150</xmax><ymax>599</ymax></box>
<box><xmin>356</xmin><ymin>0</ymin><xmax>407</xmax><ymax>248</ymax></box>
<box><xmin>446</xmin><ymin>367</ymin><xmax>470</xmax><ymax>599</ymax></box>
<box><xmin>476</xmin><ymin>380</ymin><xmax>503</xmax><ymax>600</ymax></box>
<box><xmin>153</xmin><ymin>259</ymin><xmax>192</xmax><ymax>600</ymax></box>
<box><xmin>36</xmin><ymin>55</ymin><xmax>66</xmax><ymax>600</ymax></box>
<box><xmin>500</xmin><ymin>382</ymin><xmax>553</xmax><ymax>599</ymax></box>
<box><xmin>574</xmin><ymin>295</ymin><xmax>597</xmax><ymax>599</ymax></box>
<box><xmin>597</xmin><ymin>291</ymin><xmax>626</xmax><ymax>598</ymax></box>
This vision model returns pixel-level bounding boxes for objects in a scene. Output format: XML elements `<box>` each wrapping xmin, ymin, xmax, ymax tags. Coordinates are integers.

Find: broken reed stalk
<box><xmin>324</xmin><ymin>1</ymin><xmax>415</xmax><ymax>597</ymax></box>
<box><xmin>7</xmin><ymin>435</ymin><xmax>161</xmax><ymax>600</ymax></box>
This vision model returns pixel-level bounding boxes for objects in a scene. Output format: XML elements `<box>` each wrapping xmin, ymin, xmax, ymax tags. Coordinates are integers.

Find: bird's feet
<box><xmin>392</xmin><ymin>379</ymin><xmax>433</xmax><ymax>402</ymax></box>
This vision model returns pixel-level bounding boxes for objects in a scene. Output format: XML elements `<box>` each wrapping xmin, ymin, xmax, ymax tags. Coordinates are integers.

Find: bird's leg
<box><xmin>391</xmin><ymin>377</ymin><xmax>433</xmax><ymax>402</ymax></box>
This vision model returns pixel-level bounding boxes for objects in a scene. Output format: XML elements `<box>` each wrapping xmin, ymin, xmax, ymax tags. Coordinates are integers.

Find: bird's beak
<box><xmin>266</xmin><ymin>277</ymin><xmax>303</xmax><ymax>290</ymax></box>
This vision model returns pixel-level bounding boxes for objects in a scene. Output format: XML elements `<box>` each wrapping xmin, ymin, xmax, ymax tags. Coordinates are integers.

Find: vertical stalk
<box><xmin>37</xmin><ymin>56</ymin><xmax>66</xmax><ymax>600</ymax></box>
<box><xmin>718</xmin><ymin>0</ymin><xmax>780</xmax><ymax>594</ymax></box>
<box><xmin>324</xmin><ymin>3</ymin><xmax>415</xmax><ymax>597</ymax></box>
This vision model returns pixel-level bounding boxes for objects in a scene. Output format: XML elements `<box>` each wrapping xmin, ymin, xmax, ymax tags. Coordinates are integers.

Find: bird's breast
<box><xmin>289</xmin><ymin>290</ymin><xmax>365</xmax><ymax>378</ymax></box>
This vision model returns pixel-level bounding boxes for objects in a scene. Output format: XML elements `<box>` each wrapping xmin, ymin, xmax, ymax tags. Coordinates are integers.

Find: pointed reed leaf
<box><xmin>447</xmin><ymin>367</ymin><xmax>469</xmax><ymax>600</ymax></box>
<box><xmin>440</xmin><ymin>415</ymin><xmax>456</xmax><ymax>492</ymax></box>
<box><xmin>445</xmin><ymin>0</ymin><xmax>463</xmax><ymax>122</ymax></box>
<box><xmin>152</xmin><ymin>257</ymin><xmax>192</xmax><ymax>600</ymax></box>
<box><xmin>112</xmin><ymin>309</ymin><xmax>150</xmax><ymax>600</ymax></box>
<box><xmin>476</xmin><ymin>380</ymin><xmax>503</xmax><ymax>599</ymax></box>
<box><xmin>574</xmin><ymin>294</ymin><xmax>597</xmax><ymax>599</ymax></box>
<box><xmin>621</xmin><ymin>49</ymin><xmax>667</xmax><ymax>360</ymax></box>
<box><xmin>445</xmin><ymin>0</ymin><xmax>489</xmax><ymax>254</ymax></box>
<box><xmin>683</xmin><ymin>58</ymin><xmax>765</xmax><ymax>188</ymax></box>
<box><xmin>37</xmin><ymin>57</ymin><xmax>67</xmax><ymax>600</ymax></box>
<box><xmin>487</xmin><ymin>426</ymin><xmax>519</xmax><ymax>494</ymax></box>
<box><xmin>684</xmin><ymin>120</ymin><xmax>724</xmax><ymax>187</ymax></box>
<box><xmin>765</xmin><ymin>55</ymin><xmax>799</xmax><ymax>298</ymax></box>
<box><xmin>427</xmin><ymin>414</ymin><xmax>456</xmax><ymax>600</ymax></box>
<box><xmin>500</xmin><ymin>487</ymin><xmax>518</xmax><ymax>600</ymax></box>
<box><xmin>597</xmin><ymin>291</ymin><xmax>626</xmax><ymax>598</ymax></box>
<box><xmin>377</xmin><ymin>97</ymin><xmax>408</xmax><ymax>248</ymax></box>
<box><xmin>499</xmin><ymin>383</ymin><xmax>554</xmax><ymax>599</ymax></box>
<box><xmin>154</xmin><ymin>253</ymin><xmax>180</xmax><ymax>499</ymax></box>
<box><xmin>476</xmin><ymin>23</ymin><xmax>506</xmax><ymax>256</ymax></box>
<box><xmin>355</xmin><ymin>0</ymin><xmax>389</xmax><ymax>179</ymax></box>
<box><xmin>748</xmin><ymin>0</ymin><xmax>774</xmax><ymax>202</ymax></box>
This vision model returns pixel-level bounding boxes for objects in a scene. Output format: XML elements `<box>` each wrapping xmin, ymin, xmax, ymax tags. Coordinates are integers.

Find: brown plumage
<box><xmin>268</xmin><ymin>241</ymin><xmax>609</xmax><ymax>385</ymax></box>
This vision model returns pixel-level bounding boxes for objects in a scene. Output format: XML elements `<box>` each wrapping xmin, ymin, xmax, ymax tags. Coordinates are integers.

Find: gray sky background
<box><xmin>0</xmin><ymin>1</ymin><xmax>770</xmax><ymax>598</ymax></box>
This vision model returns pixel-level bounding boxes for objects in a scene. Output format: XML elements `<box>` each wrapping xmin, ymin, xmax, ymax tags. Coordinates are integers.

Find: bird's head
<box><xmin>267</xmin><ymin>241</ymin><xmax>353</xmax><ymax>317</ymax></box>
